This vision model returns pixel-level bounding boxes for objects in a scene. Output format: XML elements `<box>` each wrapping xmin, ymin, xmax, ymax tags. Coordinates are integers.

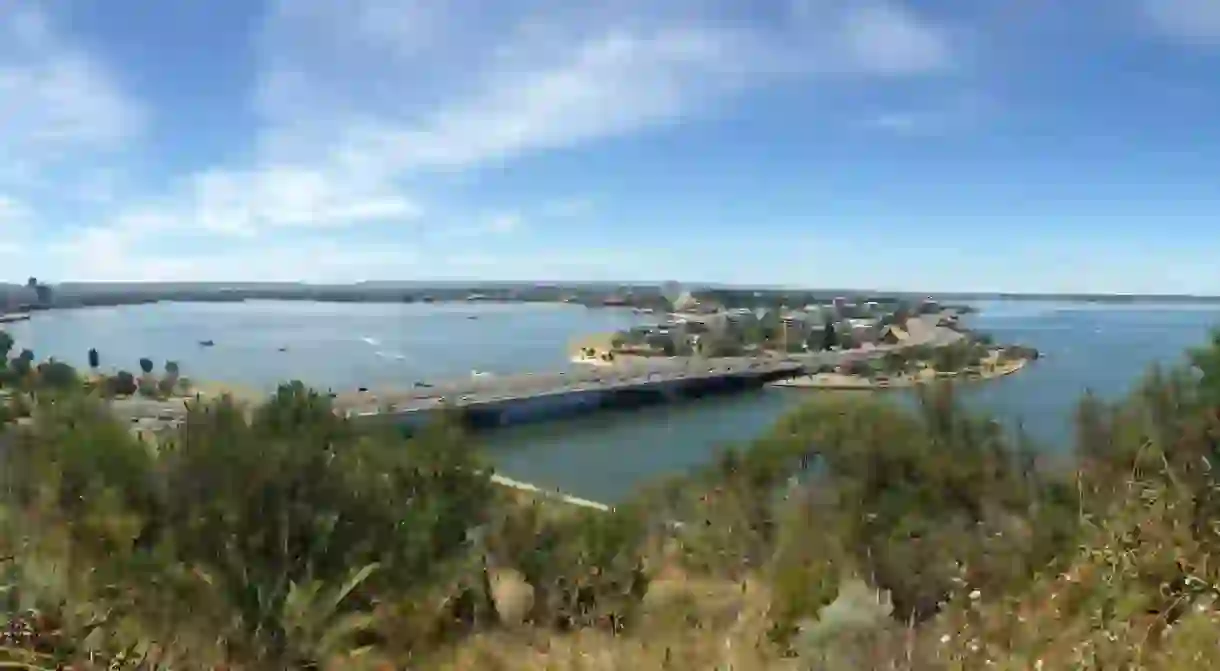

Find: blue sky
<box><xmin>3</xmin><ymin>0</ymin><xmax>1220</xmax><ymax>293</ymax></box>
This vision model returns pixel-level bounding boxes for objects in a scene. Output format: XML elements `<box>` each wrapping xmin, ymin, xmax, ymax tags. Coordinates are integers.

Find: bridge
<box><xmin>339</xmin><ymin>357</ymin><xmax>808</xmax><ymax>430</ymax></box>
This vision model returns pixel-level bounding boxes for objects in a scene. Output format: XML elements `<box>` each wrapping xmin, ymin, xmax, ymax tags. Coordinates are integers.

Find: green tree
<box><xmin>821</xmin><ymin>320</ymin><xmax>838</xmax><ymax>351</ymax></box>
<box><xmin>34</xmin><ymin>283</ymin><xmax>52</xmax><ymax>305</ymax></box>
<box><xmin>759</xmin><ymin>310</ymin><xmax>782</xmax><ymax>346</ymax></box>
<box><xmin>108</xmin><ymin>370</ymin><xmax>138</xmax><ymax>395</ymax></box>
<box><xmin>87</xmin><ymin>347</ymin><xmax>100</xmax><ymax>370</ymax></box>
<box><xmin>39</xmin><ymin>360</ymin><xmax>79</xmax><ymax>389</ymax></box>
<box><xmin>11</xmin><ymin>348</ymin><xmax>34</xmax><ymax>377</ymax></box>
<box><xmin>881</xmin><ymin>351</ymin><xmax>907</xmax><ymax>375</ymax></box>
<box><xmin>0</xmin><ymin>330</ymin><xmax>13</xmax><ymax>365</ymax></box>
<box><xmin>139</xmin><ymin>357</ymin><xmax>154</xmax><ymax>374</ymax></box>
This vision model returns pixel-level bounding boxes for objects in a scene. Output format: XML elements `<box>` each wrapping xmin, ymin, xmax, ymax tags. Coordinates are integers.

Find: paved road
<box><xmin>341</xmin><ymin>357</ymin><xmax>803</xmax><ymax>416</ymax></box>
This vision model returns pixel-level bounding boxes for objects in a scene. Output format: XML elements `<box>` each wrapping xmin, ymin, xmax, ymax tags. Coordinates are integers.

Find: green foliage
<box><xmin>790</xmin><ymin>578</ymin><xmax>898</xmax><ymax>669</ymax></box>
<box><xmin>0</xmin><ymin>330</ymin><xmax>13</xmax><ymax>362</ymax></box>
<box><xmin>843</xmin><ymin>358</ymin><xmax>872</xmax><ymax>377</ymax></box>
<box><xmin>10</xmin><ymin>349</ymin><xmax>34</xmax><ymax>378</ymax></box>
<box><xmin>1</xmin><ymin>381</ymin><xmax>498</xmax><ymax>668</ymax></box>
<box><xmin>488</xmin><ymin>502</ymin><xmax>650</xmax><ymax>632</ymax></box>
<box><xmin>138</xmin><ymin>358</ymin><xmax>154</xmax><ymax>374</ymax></box>
<box><xmin>87</xmin><ymin>347</ymin><xmax>100</xmax><ymax>369</ymax></box>
<box><xmin>880</xmin><ymin>351</ymin><xmax>908</xmax><ymax>375</ymax></box>
<box><xmin>5</xmin><ymin>320</ymin><xmax>1220</xmax><ymax>668</ymax></box>
<box><xmin>37</xmin><ymin>361</ymin><xmax>79</xmax><ymax>389</ymax></box>
<box><xmin>821</xmin><ymin>320</ymin><xmax>838</xmax><ymax>351</ymax></box>
<box><xmin>107</xmin><ymin>370</ymin><xmax>138</xmax><ymax>396</ymax></box>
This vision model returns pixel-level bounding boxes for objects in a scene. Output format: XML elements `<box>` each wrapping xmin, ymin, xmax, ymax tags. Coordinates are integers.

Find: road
<box><xmin>338</xmin><ymin>357</ymin><xmax>803</xmax><ymax>416</ymax></box>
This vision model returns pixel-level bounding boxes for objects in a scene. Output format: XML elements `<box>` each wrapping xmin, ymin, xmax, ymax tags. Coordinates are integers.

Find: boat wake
<box><xmin>375</xmin><ymin>350</ymin><xmax>408</xmax><ymax>361</ymax></box>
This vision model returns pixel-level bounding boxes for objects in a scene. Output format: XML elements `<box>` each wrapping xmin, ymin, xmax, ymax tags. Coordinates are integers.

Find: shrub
<box><xmin>38</xmin><ymin>361</ymin><xmax>79</xmax><ymax>389</ymax></box>
<box><xmin>107</xmin><ymin>370</ymin><xmax>138</xmax><ymax>396</ymax></box>
<box><xmin>487</xmin><ymin>502</ymin><xmax>651</xmax><ymax>632</ymax></box>
<box><xmin>1</xmin><ymin>381</ymin><xmax>498</xmax><ymax>667</ymax></box>
<box><xmin>758</xmin><ymin>384</ymin><xmax>1077</xmax><ymax>622</ymax></box>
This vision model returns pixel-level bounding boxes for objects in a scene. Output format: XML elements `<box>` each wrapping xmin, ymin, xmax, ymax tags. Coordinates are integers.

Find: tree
<box><xmin>108</xmin><ymin>370</ymin><xmax>138</xmax><ymax>395</ymax></box>
<box><xmin>821</xmin><ymin>320</ymin><xmax>839</xmax><ymax>352</ymax></box>
<box><xmin>882</xmin><ymin>351</ymin><xmax>908</xmax><ymax>375</ymax></box>
<box><xmin>0</xmin><ymin>330</ymin><xmax>13</xmax><ymax>362</ymax></box>
<box><xmin>40</xmin><ymin>361</ymin><xmax>79</xmax><ymax>389</ymax></box>
<box><xmin>161</xmin><ymin>360</ymin><xmax>182</xmax><ymax>396</ymax></box>
<box><xmin>88</xmin><ymin>348</ymin><xmax>100</xmax><ymax>370</ymax></box>
<box><xmin>893</xmin><ymin>305</ymin><xmax>911</xmax><ymax>329</ymax></box>
<box><xmin>11</xmin><ymin>348</ymin><xmax>34</xmax><ymax>377</ymax></box>
<box><xmin>139</xmin><ymin>357</ymin><xmax>154</xmax><ymax>374</ymax></box>
<box><xmin>759</xmin><ymin>310</ymin><xmax>782</xmax><ymax>346</ymax></box>
<box><xmin>34</xmin><ymin>283</ymin><xmax>52</xmax><ymax>305</ymax></box>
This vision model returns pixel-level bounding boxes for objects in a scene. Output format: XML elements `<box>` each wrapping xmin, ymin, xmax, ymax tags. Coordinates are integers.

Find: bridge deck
<box><xmin>337</xmin><ymin>357</ymin><xmax>803</xmax><ymax>416</ymax></box>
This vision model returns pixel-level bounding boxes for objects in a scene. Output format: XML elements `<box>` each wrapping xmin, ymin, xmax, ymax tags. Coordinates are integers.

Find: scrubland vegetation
<box><xmin>4</xmin><ymin>332</ymin><xmax>1220</xmax><ymax>668</ymax></box>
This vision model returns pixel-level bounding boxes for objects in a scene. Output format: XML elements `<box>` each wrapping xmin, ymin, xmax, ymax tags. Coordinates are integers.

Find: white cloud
<box><xmin>0</xmin><ymin>194</ymin><xmax>31</xmax><ymax>225</ymax></box>
<box><xmin>484</xmin><ymin>212</ymin><xmax>522</xmax><ymax>234</ymax></box>
<box><xmin>0</xmin><ymin>6</ymin><xmax>142</xmax><ymax>175</ymax></box>
<box><xmin>188</xmin><ymin>167</ymin><xmax>421</xmax><ymax>236</ymax></box>
<box><xmin>1143</xmin><ymin>0</ymin><xmax>1220</xmax><ymax>45</ymax></box>
<box><xmin>255</xmin><ymin>0</ymin><xmax>953</xmax><ymax>180</ymax></box>
<box><xmin>831</xmin><ymin>3</ymin><xmax>953</xmax><ymax>74</ymax></box>
<box><xmin>52</xmin><ymin>0</ymin><xmax>959</xmax><ymax>281</ymax></box>
<box><xmin>540</xmin><ymin>197</ymin><xmax>595</xmax><ymax>218</ymax></box>
<box><xmin>55</xmin><ymin>234</ymin><xmax>420</xmax><ymax>283</ymax></box>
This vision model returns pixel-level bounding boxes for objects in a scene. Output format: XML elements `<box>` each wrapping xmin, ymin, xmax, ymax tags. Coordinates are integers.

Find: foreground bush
<box><xmin>1</xmin><ymin>382</ymin><xmax>497</xmax><ymax>668</ymax></box>
<box><xmin>6</xmin><ymin>330</ymin><xmax>1220</xmax><ymax>668</ymax></box>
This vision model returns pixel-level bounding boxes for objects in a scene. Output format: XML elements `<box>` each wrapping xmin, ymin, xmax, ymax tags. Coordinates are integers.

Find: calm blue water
<box><xmin>6</xmin><ymin>299</ymin><xmax>1220</xmax><ymax>501</ymax></box>
<box><xmin>3</xmin><ymin>301</ymin><xmax>648</xmax><ymax>392</ymax></box>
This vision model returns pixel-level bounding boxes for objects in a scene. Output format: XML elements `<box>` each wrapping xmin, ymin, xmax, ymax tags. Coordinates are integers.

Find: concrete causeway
<box><xmin>339</xmin><ymin>356</ymin><xmax>806</xmax><ymax>420</ymax></box>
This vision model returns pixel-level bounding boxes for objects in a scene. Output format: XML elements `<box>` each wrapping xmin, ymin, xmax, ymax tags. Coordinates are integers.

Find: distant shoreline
<box><xmin>6</xmin><ymin>284</ymin><xmax>1220</xmax><ymax>316</ymax></box>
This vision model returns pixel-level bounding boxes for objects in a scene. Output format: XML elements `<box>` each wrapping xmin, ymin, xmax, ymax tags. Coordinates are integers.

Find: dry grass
<box><xmin>430</xmin><ymin>570</ymin><xmax>793</xmax><ymax>671</ymax></box>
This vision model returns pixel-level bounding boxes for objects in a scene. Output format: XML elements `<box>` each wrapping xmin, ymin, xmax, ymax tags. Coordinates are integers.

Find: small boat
<box><xmin>198</xmin><ymin>339</ymin><xmax>215</xmax><ymax>347</ymax></box>
<box><xmin>471</xmin><ymin>370</ymin><xmax>494</xmax><ymax>378</ymax></box>
<box><xmin>467</xmin><ymin>315</ymin><xmax>480</xmax><ymax>320</ymax></box>
<box><xmin>277</xmin><ymin>346</ymin><xmax>288</xmax><ymax>352</ymax></box>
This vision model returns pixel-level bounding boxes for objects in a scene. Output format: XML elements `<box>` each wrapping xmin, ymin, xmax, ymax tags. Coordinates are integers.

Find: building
<box><xmin>847</xmin><ymin>318</ymin><xmax>881</xmax><ymax>345</ymax></box>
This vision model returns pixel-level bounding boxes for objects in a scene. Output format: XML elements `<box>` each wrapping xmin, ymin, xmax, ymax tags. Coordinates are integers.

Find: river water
<box><xmin>7</xmin><ymin>299</ymin><xmax>1220</xmax><ymax>502</ymax></box>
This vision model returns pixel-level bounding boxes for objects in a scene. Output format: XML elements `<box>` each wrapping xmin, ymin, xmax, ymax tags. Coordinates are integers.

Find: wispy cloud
<box><xmin>484</xmin><ymin>212</ymin><xmax>522</xmax><ymax>235</ymax></box>
<box><xmin>0</xmin><ymin>194</ymin><xmax>31</xmax><ymax>226</ymax></box>
<box><xmin>1143</xmin><ymin>0</ymin><xmax>1220</xmax><ymax>45</ymax></box>
<box><xmin>0</xmin><ymin>6</ymin><xmax>142</xmax><ymax>181</ymax></box>
<box><xmin>43</xmin><ymin>0</ymin><xmax>961</xmax><ymax>281</ymax></box>
<box><xmin>540</xmin><ymin>197</ymin><xmax>596</xmax><ymax>218</ymax></box>
<box><xmin>254</xmin><ymin>0</ymin><xmax>954</xmax><ymax>179</ymax></box>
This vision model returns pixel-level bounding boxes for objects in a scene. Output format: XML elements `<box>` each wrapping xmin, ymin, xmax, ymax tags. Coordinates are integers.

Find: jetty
<box><xmin>339</xmin><ymin>357</ymin><xmax>807</xmax><ymax>430</ymax></box>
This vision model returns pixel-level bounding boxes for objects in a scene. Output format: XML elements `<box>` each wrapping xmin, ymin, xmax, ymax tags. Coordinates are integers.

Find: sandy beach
<box><xmin>771</xmin><ymin>356</ymin><xmax>1030</xmax><ymax>391</ymax></box>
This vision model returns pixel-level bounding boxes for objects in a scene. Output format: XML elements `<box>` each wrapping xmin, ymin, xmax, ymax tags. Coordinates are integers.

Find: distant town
<box><xmin>3</xmin><ymin>277</ymin><xmax>1219</xmax><ymax>315</ymax></box>
<box><xmin>576</xmin><ymin>293</ymin><xmax>957</xmax><ymax>363</ymax></box>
